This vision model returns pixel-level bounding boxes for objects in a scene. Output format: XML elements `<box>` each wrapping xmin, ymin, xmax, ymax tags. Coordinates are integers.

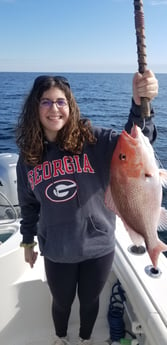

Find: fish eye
<box><xmin>119</xmin><ymin>153</ymin><xmax>126</xmax><ymax>160</ymax></box>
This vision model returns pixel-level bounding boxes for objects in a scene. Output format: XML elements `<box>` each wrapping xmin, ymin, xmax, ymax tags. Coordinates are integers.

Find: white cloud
<box><xmin>150</xmin><ymin>0</ymin><xmax>167</xmax><ymax>5</ymax></box>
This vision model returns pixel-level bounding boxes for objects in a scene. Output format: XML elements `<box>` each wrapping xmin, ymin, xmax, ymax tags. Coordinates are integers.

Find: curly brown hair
<box><xmin>16</xmin><ymin>75</ymin><xmax>96</xmax><ymax>166</ymax></box>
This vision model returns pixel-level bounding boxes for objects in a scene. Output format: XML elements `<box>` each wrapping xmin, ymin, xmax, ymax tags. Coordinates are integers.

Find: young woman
<box><xmin>16</xmin><ymin>70</ymin><xmax>158</xmax><ymax>345</ymax></box>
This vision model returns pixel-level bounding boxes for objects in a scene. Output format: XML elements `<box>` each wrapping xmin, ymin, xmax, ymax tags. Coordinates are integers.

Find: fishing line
<box><xmin>154</xmin><ymin>151</ymin><xmax>165</xmax><ymax>169</ymax></box>
<box><xmin>141</xmin><ymin>118</ymin><xmax>145</xmax><ymax>132</ymax></box>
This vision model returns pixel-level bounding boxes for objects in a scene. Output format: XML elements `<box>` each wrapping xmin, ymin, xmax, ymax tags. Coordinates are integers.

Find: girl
<box><xmin>16</xmin><ymin>70</ymin><xmax>158</xmax><ymax>345</ymax></box>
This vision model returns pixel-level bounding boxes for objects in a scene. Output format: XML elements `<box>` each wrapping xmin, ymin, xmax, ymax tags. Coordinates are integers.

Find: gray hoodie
<box><xmin>17</xmin><ymin>100</ymin><xmax>157</xmax><ymax>263</ymax></box>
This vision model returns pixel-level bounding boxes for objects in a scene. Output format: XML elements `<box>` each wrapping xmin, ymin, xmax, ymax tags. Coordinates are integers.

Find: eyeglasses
<box><xmin>34</xmin><ymin>75</ymin><xmax>70</xmax><ymax>88</ymax></box>
<box><xmin>39</xmin><ymin>98</ymin><xmax>68</xmax><ymax>109</ymax></box>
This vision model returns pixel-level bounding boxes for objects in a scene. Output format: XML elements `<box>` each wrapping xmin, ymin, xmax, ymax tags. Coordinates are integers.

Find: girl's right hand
<box><xmin>24</xmin><ymin>247</ymin><xmax>38</xmax><ymax>268</ymax></box>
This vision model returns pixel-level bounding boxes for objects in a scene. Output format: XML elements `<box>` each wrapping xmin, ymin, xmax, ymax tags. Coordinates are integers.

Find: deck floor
<box><xmin>4</xmin><ymin>317</ymin><xmax>110</xmax><ymax>345</ymax></box>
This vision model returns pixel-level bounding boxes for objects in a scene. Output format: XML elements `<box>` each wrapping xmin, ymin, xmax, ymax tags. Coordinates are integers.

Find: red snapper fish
<box><xmin>105</xmin><ymin>125</ymin><xmax>167</xmax><ymax>268</ymax></box>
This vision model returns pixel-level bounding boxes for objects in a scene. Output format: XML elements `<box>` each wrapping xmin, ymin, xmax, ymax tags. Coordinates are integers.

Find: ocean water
<box><xmin>0</xmin><ymin>72</ymin><xmax>167</xmax><ymax>248</ymax></box>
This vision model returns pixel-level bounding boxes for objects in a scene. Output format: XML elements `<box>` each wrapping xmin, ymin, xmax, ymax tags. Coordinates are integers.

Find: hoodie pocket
<box><xmin>88</xmin><ymin>215</ymin><xmax>108</xmax><ymax>235</ymax></box>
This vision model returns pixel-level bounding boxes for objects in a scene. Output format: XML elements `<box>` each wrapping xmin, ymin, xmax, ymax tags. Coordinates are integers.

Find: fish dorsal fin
<box><xmin>121</xmin><ymin>220</ymin><xmax>145</xmax><ymax>246</ymax></box>
<box><xmin>158</xmin><ymin>207</ymin><xmax>167</xmax><ymax>231</ymax></box>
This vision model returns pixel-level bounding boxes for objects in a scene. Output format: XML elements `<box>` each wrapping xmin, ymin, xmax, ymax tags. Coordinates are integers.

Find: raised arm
<box><xmin>125</xmin><ymin>70</ymin><xmax>158</xmax><ymax>143</ymax></box>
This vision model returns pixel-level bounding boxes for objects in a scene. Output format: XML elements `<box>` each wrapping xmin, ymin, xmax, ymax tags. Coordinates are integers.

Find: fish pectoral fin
<box><xmin>159</xmin><ymin>169</ymin><xmax>167</xmax><ymax>188</ymax></box>
<box><xmin>105</xmin><ymin>185</ymin><xmax>119</xmax><ymax>214</ymax></box>
<box><xmin>158</xmin><ymin>207</ymin><xmax>167</xmax><ymax>231</ymax></box>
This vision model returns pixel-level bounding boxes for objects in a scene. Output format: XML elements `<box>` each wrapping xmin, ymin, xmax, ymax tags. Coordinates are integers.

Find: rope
<box><xmin>107</xmin><ymin>280</ymin><xmax>126</xmax><ymax>341</ymax></box>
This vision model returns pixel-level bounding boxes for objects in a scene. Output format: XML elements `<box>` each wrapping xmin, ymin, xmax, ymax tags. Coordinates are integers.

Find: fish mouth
<box><xmin>122</xmin><ymin>125</ymin><xmax>140</xmax><ymax>143</ymax></box>
<box><xmin>130</xmin><ymin>124</ymin><xmax>140</xmax><ymax>138</ymax></box>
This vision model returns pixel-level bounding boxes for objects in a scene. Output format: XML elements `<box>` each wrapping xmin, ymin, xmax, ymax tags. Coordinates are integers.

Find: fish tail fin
<box><xmin>148</xmin><ymin>240</ymin><xmax>167</xmax><ymax>268</ymax></box>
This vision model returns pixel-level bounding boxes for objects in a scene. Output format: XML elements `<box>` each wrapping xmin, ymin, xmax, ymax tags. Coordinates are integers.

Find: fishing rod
<box><xmin>134</xmin><ymin>0</ymin><xmax>150</xmax><ymax>117</ymax></box>
<box><xmin>134</xmin><ymin>1</ymin><xmax>166</xmax><ymax>169</ymax></box>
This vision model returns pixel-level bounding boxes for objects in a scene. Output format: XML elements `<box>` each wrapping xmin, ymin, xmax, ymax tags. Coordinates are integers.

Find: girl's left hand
<box><xmin>133</xmin><ymin>70</ymin><xmax>158</xmax><ymax>105</ymax></box>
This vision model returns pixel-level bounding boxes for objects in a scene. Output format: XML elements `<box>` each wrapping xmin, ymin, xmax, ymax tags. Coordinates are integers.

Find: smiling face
<box><xmin>39</xmin><ymin>86</ymin><xmax>70</xmax><ymax>141</ymax></box>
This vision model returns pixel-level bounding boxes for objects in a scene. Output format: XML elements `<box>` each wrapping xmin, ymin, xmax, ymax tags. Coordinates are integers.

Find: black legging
<box><xmin>44</xmin><ymin>251</ymin><xmax>114</xmax><ymax>340</ymax></box>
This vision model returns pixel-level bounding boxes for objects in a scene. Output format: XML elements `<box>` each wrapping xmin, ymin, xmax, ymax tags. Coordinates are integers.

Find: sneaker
<box><xmin>52</xmin><ymin>335</ymin><xmax>70</xmax><ymax>345</ymax></box>
<box><xmin>78</xmin><ymin>338</ymin><xmax>92</xmax><ymax>345</ymax></box>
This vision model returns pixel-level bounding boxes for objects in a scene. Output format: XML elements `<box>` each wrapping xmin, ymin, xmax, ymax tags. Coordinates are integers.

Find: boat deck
<box><xmin>1</xmin><ymin>218</ymin><xmax>167</xmax><ymax>345</ymax></box>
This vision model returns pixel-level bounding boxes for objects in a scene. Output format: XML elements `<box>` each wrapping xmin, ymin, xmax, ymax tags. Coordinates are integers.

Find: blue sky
<box><xmin>0</xmin><ymin>0</ymin><xmax>167</xmax><ymax>73</ymax></box>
